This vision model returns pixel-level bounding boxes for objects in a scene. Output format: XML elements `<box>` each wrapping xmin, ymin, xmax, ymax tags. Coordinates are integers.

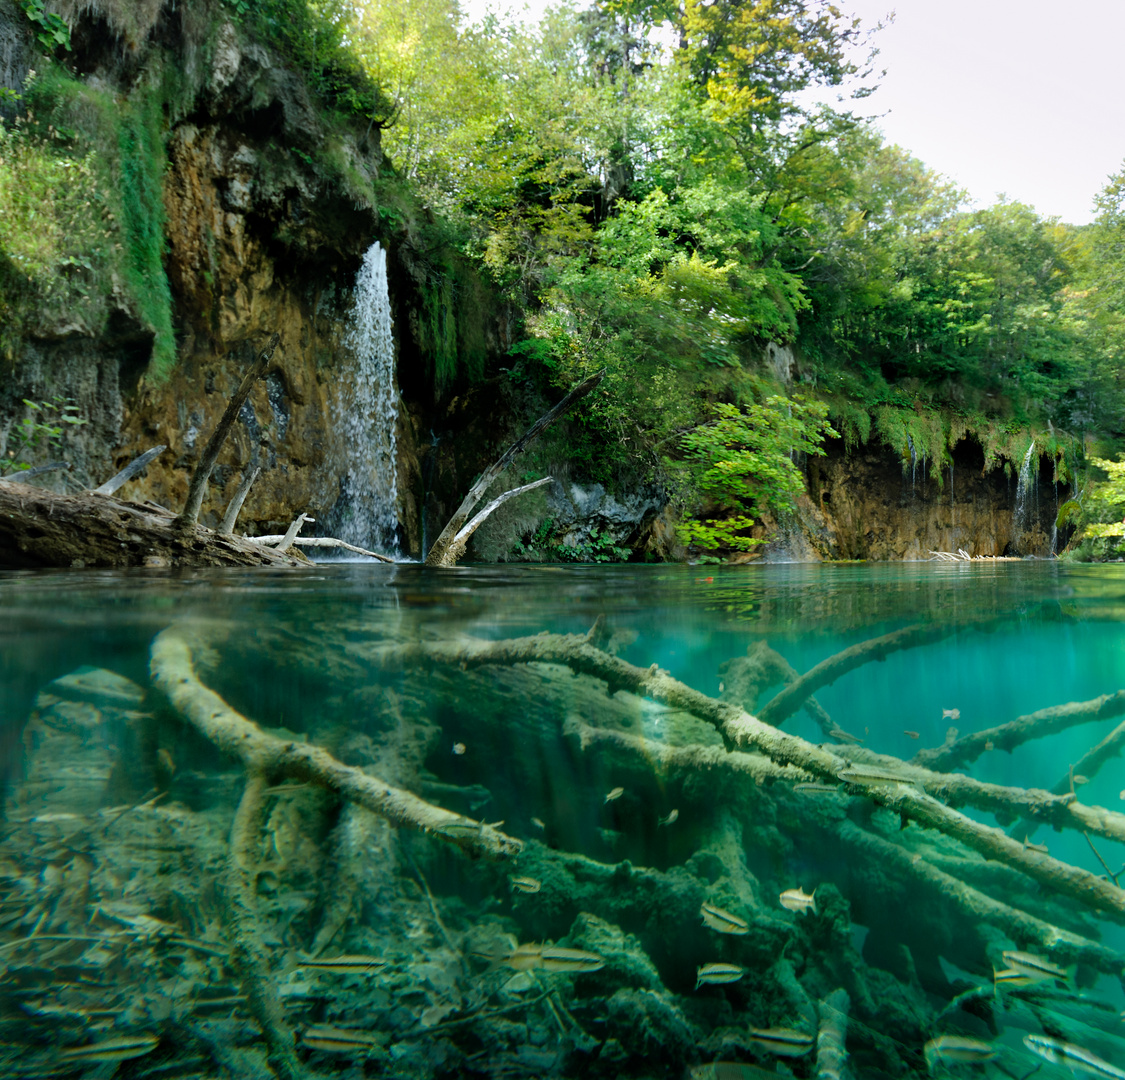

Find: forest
<box><xmin>3</xmin><ymin>0</ymin><xmax>1125</xmax><ymax>556</ymax></box>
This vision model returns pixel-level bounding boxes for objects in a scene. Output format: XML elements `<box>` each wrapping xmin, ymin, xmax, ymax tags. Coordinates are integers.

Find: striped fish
<box><xmin>993</xmin><ymin>966</ymin><xmax>1036</xmax><ymax>989</ymax></box>
<box><xmin>793</xmin><ymin>782</ymin><xmax>840</xmax><ymax>795</ymax></box>
<box><xmin>539</xmin><ymin>947</ymin><xmax>605</xmax><ymax>973</ymax></box>
<box><xmin>1002</xmin><ymin>950</ymin><xmax>1073</xmax><ymax>985</ymax></box>
<box><xmin>836</xmin><ymin>765</ymin><xmax>915</xmax><ymax>787</ymax></box>
<box><xmin>298</xmin><ymin>954</ymin><xmax>386</xmax><ymax>974</ymax></box>
<box><xmin>301</xmin><ymin>1025</ymin><xmax>386</xmax><ymax>1054</ymax></box>
<box><xmin>700</xmin><ymin>902</ymin><xmax>749</xmax><ymax>935</ymax></box>
<box><xmin>511</xmin><ymin>876</ymin><xmax>541</xmax><ymax>894</ymax></box>
<box><xmin>1024</xmin><ymin>1034</ymin><xmax>1125</xmax><ymax>1079</ymax></box>
<box><xmin>58</xmin><ymin>1034</ymin><xmax>159</xmax><ymax>1063</ymax></box>
<box><xmin>746</xmin><ymin>1027</ymin><xmax>815</xmax><ymax>1057</ymax></box>
<box><xmin>923</xmin><ymin>1035</ymin><xmax>996</xmax><ymax>1068</ymax></box>
<box><xmin>695</xmin><ymin>963</ymin><xmax>744</xmax><ymax>989</ymax></box>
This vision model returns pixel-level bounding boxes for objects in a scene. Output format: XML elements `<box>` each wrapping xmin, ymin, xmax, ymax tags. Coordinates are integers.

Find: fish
<box><xmin>605</xmin><ymin>787</ymin><xmax>624</xmax><ymax>803</ymax></box>
<box><xmin>700</xmin><ymin>902</ymin><xmax>749</xmax><ymax>935</ymax></box>
<box><xmin>297</xmin><ymin>954</ymin><xmax>387</xmax><ymax>974</ymax></box>
<box><xmin>1024</xmin><ymin>1033</ymin><xmax>1125</xmax><ymax>1079</ymax></box>
<box><xmin>452</xmin><ymin>742</ymin><xmax>466</xmax><ymax>755</ymax></box>
<box><xmin>923</xmin><ymin>1035</ymin><xmax>996</xmax><ymax>1068</ymax></box>
<box><xmin>301</xmin><ymin>1025</ymin><xmax>386</xmax><ymax>1053</ymax></box>
<box><xmin>658</xmin><ymin>809</ymin><xmax>679</xmax><ymax>826</ymax></box>
<box><xmin>1073</xmin><ymin>774</ymin><xmax>1089</xmax><ymax>786</ymax></box>
<box><xmin>501</xmin><ymin>944</ymin><xmax>605</xmax><ymax>973</ymax></box>
<box><xmin>993</xmin><ymin>966</ymin><xmax>1036</xmax><ymax>989</ymax></box>
<box><xmin>1002</xmin><ymin>950</ymin><xmax>1073</xmax><ymax>985</ymax></box>
<box><xmin>156</xmin><ymin>747</ymin><xmax>176</xmax><ymax>775</ymax></box>
<box><xmin>778</xmin><ymin>887</ymin><xmax>817</xmax><ymax>915</ymax></box>
<box><xmin>984</xmin><ymin>740</ymin><xmax>995</xmax><ymax>751</ymax></box>
<box><xmin>58</xmin><ymin>1034</ymin><xmax>160</xmax><ymax>1063</ymax></box>
<box><xmin>793</xmin><ymin>782</ymin><xmax>840</xmax><ymax>795</ymax></box>
<box><xmin>836</xmin><ymin>765</ymin><xmax>915</xmax><ymax>787</ymax></box>
<box><xmin>695</xmin><ymin>963</ymin><xmax>744</xmax><ymax>988</ymax></box>
<box><xmin>690</xmin><ymin>1063</ymin><xmax>781</xmax><ymax>1080</ymax></box>
<box><xmin>511</xmin><ymin>876</ymin><xmax>541</xmax><ymax>894</ymax></box>
<box><xmin>942</xmin><ymin>708</ymin><xmax>961</xmax><ymax>720</ymax></box>
<box><xmin>746</xmin><ymin>1027</ymin><xmax>815</xmax><ymax>1057</ymax></box>
<box><xmin>827</xmin><ymin>725</ymin><xmax>864</xmax><ymax>744</ymax></box>
<box><xmin>530</xmin><ymin>817</ymin><xmax>546</xmax><ymax>830</ymax></box>
<box><xmin>903</xmin><ymin>730</ymin><xmax>920</xmax><ymax>739</ymax></box>
<box><xmin>1023</xmin><ymin>836</ymin><xmax>1049</xmax><ymax>855</ymax></box>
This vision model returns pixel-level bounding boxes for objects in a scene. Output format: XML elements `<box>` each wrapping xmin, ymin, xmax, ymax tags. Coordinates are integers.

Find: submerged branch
<box><xmin>913</xmin><ymin>690</ymin><xmax>1125</xmax><ymax>772</ymax></box>
<box><xmin>150</xmin><ymin>627</ymin><xmax>522</xmax><ymax>860</ymax></box>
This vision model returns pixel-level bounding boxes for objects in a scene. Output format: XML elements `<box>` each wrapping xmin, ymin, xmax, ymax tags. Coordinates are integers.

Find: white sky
<box><xmin>463</xmin><ymin>0</ymin><xmax>1125</xmax><ymax>225</ymax></box>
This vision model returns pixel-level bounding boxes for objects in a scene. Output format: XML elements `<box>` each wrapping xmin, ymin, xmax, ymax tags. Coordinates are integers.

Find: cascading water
<box><xmin>1013</xmin><ymin>441</ymin><xmax>1036</xmax><ymax>551</ymax></box>
<box><xmin>333</xmin><ymin>242</ymin><xmax>399</xmax><ymax>553</ymax></box>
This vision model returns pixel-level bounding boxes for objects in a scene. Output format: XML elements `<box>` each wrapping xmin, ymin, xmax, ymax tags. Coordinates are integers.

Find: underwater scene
<box><xmin>2</xmin><ymin>562</ymin><xmax>1125</xmax><ymax>1080</ymax></box>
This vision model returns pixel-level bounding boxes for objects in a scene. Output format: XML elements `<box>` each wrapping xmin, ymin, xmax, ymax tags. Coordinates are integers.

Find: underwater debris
<box><xmin>689</xmin><ymin>1063</ymin><xmax>780</xmax><ymax>1079</ymax></box>
<box><xmin>700</xmin><ymin>903</ymin><xmax>749</xmax><ymax>935</ymax></box>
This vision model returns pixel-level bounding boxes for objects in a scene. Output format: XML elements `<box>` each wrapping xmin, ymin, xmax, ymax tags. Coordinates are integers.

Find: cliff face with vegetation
<box><xmin>0</xmin><ymin>0</ymin><xmax>1118</xmax><ymax>562</ymax></box>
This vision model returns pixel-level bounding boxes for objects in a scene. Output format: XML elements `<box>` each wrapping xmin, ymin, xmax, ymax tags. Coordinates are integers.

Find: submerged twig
<box><xmin>1083</xmin><ymin>831</ymin><xmax>1121</xmax><ymax>887</ymax></box>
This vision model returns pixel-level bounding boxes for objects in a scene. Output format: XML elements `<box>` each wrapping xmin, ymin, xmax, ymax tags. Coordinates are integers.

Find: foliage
<box><xmin>17</xmin><ymin>0</ymin><xmax>71</xmax><ymax>52</ymax></box>
<box><xmin>674</xmin><ymin>395</ymin><xmax>836</xmax><ymax>551</ymax></box>
<box><xmin>4</xmin><ymin>397</ymin><xmax>86</xmax><ymax>469</ymax></box>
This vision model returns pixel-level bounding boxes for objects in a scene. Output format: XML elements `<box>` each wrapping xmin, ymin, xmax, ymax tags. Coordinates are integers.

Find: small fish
<box><xmin>1002</xmin><ymin>950</ymin><xmax>1073</xmax><ymax>985</ymax></box>
<box><xmin>452</xmin><ymin>742</ymin><xmax>466</xmax><ymax>755</ymax></box>
<box><xmin>298</xmin><ymin>955</ymin><xmax>387</xmax><ymax>974</ymax></box>
<box><xmin>1073</xmin><ymin>774</ymin><xmax>1089</xmax><ymax>786</ymax></box>
<box><xmin>690</xmin><ymin>1064</ymin><xmax>779</xmax><ymax>1080</ymax></box>
<box><xmin>511</xmin><ymin>876</ymin><xmax>541</xmax><ymax>894</ymax></box>
<box><xmin>827</xmin><ymin>725</ymin><xmax>864</xmax><ymax>745</ymax></box>
<box><xmin>700</xmin><ymin>902</ymin><xmax>749</xmax><ymax>935</ymax></box>
<box><xmin>984</xmin><ymin>740</ymin><xmax>995</xmax><ymax>751</ymax></box>
<box><xmin>1024</xmin><ymin>1033</ymin><xmax>1125</xmax><ymax>1079</ymax></box>
<box><xmin>903</xmin><ymin>730</ymin><xmax>920</xmax><ymax>740</ymax></box>
<box><xmin>793</xmin><ymin>782</ymin><xmax>840</xmax><ymax>795</ymax></box>
<box><xmin>746</xmin><ymin>1027</ymin><xmax>815</xmax><ymax>1057</ymax></box>
<box><xmin>695</xmin><ymin>963</ymin><xmax>744</xmax><ymax>989</ymax></box>
<box><xmin>301</xmin><ymin>1025</ymin><xmax>386</xmax><ymax>1054</ymax></box>
<box><xmin>539</xmin><ymin>946</ymin><xmax>605</xmax><ymax>972</ymax></box>
<box><xmin>156</xmin><ymin>747</ymin><xmax>176</xmax><ymax>775</ymax></box>
<box><xmin>605</xmin><ymin>787</ymin><xmax>624</xmax><ymax>803</ymax></box>
<box><xmin>530</xmin><ymin>817</ymin><xmax>546</xmax><ymax>831</ymax></box>
<box><xmin>836</xmin><ymin>766</ymin><xmax>915</xmax><ymax>787</ymax></box>
<box><xmin>923</xmin><ymin>1035</ymin><xmax>996</xmax><ymax>1068</ymax></box>
<box><xmin>942</xmin><ymin>708</ymin><xmax>961</xmax><ymax>720</ymax></box>
<box><xmin>59</xmin><ymin>1034</ymin><xmax>160</xmax><ymax>1063</ymax></box>
<box><xmin>500</xmin><ymin>942</ymin><xmax>545</xmax><ymax>971</ymax></box>
<box><xmin>1023</xmin><ymin>836</ymin><xmax>1049</xmax><ymax>855</ymax></box>
<box><xmin>31</xmin><ymin>811</ymin><xmax>82</xmax><ymax>823</ymax></box>
<box><xmin>778</xmin><ymin>887</ymin><xmax>817</xmax><ymax>915</ymax></box>
<box><xmin>993</xmin><ymin>966</ymin><xmax>1036</xmax><ymax>989</ymax></box>
<box><xmin>658</xmin><ymin>809</ymin><xmax>679</xmax><ymax>826</ymax></box>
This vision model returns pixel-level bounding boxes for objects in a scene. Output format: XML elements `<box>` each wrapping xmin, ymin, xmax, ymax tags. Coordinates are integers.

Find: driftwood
<box><xmin>913</xmin><ymin>690</ymin><xmax>1125</xmax><ymax>772</ymax></box>
<box><xmin>91</xmin><ymin>445</ymin><xmax>167</xmax><ymax>497</ymax></box>
<box><xmin>219</xmin><ymin>465</ymin><xmax>260</xmax><ymax>536</ymax></box>
<box><xmin>425</xmin><ymin>369</ymin><xmax>606</xmax><ymax>567</ymax></box>
<box><xmin>251</xmin><ymin>535</ymin><xmax>395</xmax><ymax>562</ymax></box>
<box><xmin>178</xmin><ymin>335</ymin><xmax>279</xmax><ymax>529</ymax></box>
<box><xmin>0</xmin><ymin>460</ymin><xmax>72</xmax><ymax>482</ymax></box>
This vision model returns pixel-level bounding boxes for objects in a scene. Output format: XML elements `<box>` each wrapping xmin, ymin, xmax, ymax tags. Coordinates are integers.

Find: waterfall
<box><xmin>334</xmin><ymin>241</ymin><xmax>399</xmax><ymax>552</ymax></box>
<box><xmin>1013</xmin><ymin>441</ymin><xmax>1036</xmax><ymax>551</ymax></box>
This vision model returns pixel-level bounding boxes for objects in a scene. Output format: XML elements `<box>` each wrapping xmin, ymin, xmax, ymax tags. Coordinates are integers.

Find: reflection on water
<box><xmin>1</xmin><ymin>562</ymin><xmax>1125</xmax><ymax>1078</ymax></box>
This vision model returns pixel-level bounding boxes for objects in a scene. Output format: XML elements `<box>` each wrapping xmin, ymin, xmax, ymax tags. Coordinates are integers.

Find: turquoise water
<box><xmin>1</xmin><ymin>562</ymin><xmax>1124</xmax><ymax>1078</ymax></box>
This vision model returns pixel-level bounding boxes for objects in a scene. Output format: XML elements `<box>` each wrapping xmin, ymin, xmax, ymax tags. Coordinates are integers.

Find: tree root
<box><xmin>149</xmin><ymin>626</ymin><xmax>523</xmax><ymax>860</ymax></box>
<box><xmin>913</xmin><ymin>689</ymin><xmax>1125</xmax><ymax>772</ymax></box>
<box><xmin>227</xmin><ymin>773</ymin><xmax>304</xmax><ymax>1080</ymax></box>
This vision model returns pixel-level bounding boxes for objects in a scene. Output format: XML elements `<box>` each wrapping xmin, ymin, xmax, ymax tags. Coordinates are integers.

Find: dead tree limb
<box><xmin>913</xmin><ymin>690</ymin><xmax>1125</xmax><ymax>772</ymax></box>
<box><xmin>92</xmin><ymin>446</ymin><xmax>167</xmax><ymax>497</ymax></box>
<box><xmin>227</xmin><ymin>773</ymin><xmax>304</xmax><ymax>1080</ymax></box>
<box><xmin>250</xmin><ymin>536</ymin><xmax>394</xmax><ymax>563</ymax></box>
<box><xmin>350</xmin><ymin>629</ymin><xmax>1125</xmax><ymax>919</ymax></box>
<box><xmin>0</xmin><ymin>461</ymin><xmax>72</xmax><ymax>483</ymax></box>
<box><xmin>178</xmin><ymin>333</ymin><xmax>280</xmax><ymax>529</ymax></box>
<box><xmin>436</xmin><ymin>476</ymin><xmax>554</xmax><ymax>568</ymax></box>
<box><xmin>150</xmin><ymin>626</ymin><xmax>522</xmax><ymax>860</ymax></box>
<box><xmin>425</xmin><ymin>369</ymin><xmax>605</xmax><ymax>567</ymax></box>
<box><xmin>219</xmin><ymin>465</ymin><xmax>261</xmax><ymax>536</ymax></box>
<box><xmin>836</xmin><ymin>820</ymin><xmax>1125</xmax><ymax>981</ymax></box>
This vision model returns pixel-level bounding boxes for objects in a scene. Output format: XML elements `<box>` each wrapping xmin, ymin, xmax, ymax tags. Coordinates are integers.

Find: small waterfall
<box><xmin>1013</xmin><ymin>441</ymin><xmax>1036</xmax><ymax>551</ymax></box>
<box><xmin>334</xmin><ymin>242</ymin><xmax>399</xmax><ymax>552</ymax></box>
<box><xmin>908</xmin><ymin>436</ymin><xmax>917</xmax><ymax>495</ymax></box>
